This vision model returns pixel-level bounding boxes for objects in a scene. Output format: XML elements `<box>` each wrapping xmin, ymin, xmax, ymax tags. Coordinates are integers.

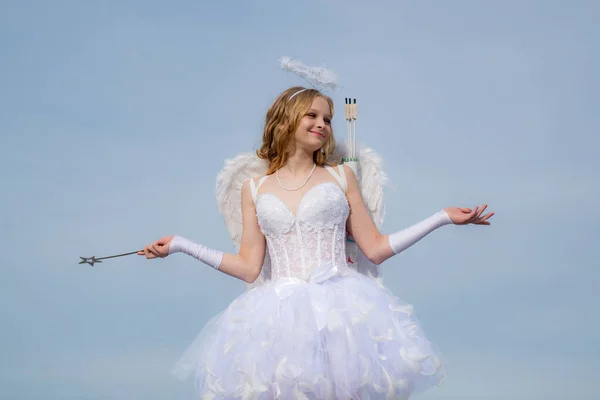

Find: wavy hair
<box><xmin>257</xmin><ymin>86</ymin><xmax>336</xmax><ymax>175</ymax></box>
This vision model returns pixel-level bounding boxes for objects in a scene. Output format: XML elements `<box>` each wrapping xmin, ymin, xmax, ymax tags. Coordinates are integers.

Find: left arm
<box><xmin>344</xmin><ymin>165</ymin><xmax>493</xmax><ymax>265</ymax></box>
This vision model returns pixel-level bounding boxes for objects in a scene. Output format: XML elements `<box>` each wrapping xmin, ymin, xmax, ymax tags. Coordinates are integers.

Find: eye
<box><xmin>324</xmin><ymin>118</ymin><xmax>331</xmax><ymax>125</ymax></box>
<box><xmin>306</xmin><ymin>113</ymin><xmax>316</xmax><ymax>118</ymax></box>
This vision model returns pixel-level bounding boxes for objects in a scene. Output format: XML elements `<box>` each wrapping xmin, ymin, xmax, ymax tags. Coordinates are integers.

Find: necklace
<box><xmin>275</xmin><ymin>163</ymin><xmax>317</xmax><ymax>191</ymax></box>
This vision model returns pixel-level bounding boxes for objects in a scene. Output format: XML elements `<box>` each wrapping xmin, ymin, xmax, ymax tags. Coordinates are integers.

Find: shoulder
<box><xmin>326</xmin><ymin>163</ymin><xmax>358</xmax><ymax>193</ymax></box>
<box><xmin>244</xmin><ymin>175</ymin><xmax>266</xmax><ymax>186</ymax></box>
<box><xmin>327</xmin><ymin>163</ymin><xmax>354</xmax><ymax>174</ymax></box>
<box><xmin>342</xmin><ymin>164</ymin><xmax>357</xmax><ymax>178</ymax></box>
<box><xmin>242</xmin><ymin>177</ymin><xmax>258</xmax><ymax>198</ymax></box>
<box><xmin>330</xmin><ymin>163</ymin><xmax>358</xmax><ymax>183</ymax></box>
<box><xmin>242</xmin><ymin>175</ymin><xmax>268</xmax><ymax>200</ymax></box>
<box><xmin>338</xmin><ymin>164</ymin><xmax>359</xmax><ymax>192</ymax></box>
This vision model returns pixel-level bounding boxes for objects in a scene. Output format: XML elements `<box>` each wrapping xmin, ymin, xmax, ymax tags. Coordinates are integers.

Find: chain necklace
<box><xmin>275</xmin><ymin>163</ymin><xmax>317</xmax><ymax>191</ymax></box>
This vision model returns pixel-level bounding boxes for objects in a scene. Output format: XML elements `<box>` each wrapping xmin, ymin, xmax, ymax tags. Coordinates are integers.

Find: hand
<box><xmin>444</xmin><ymin>204</ymin><xmax>494</xmax><ymax>225</ymax></box>
<box><xmin>138</xmin><ymin>235</ymin><xmax>174</xmax><ymax>259</ymax></box>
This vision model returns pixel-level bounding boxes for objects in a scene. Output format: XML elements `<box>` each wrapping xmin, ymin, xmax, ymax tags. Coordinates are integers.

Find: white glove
<box><xmin>168</xmin><ymin>236</ymin><xmax>224</xmax><ymax>270</ymax></box>
<box><xmin>388</xmin><ymin>210</ymin><xmax>452</xmax><ymax>254</ymax></box>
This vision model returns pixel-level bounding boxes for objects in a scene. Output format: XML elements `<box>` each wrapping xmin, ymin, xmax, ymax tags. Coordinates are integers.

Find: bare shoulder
<box><xmin>246</xmin><ymin>175</ymin><xmax>264</xmax><ymax>183</ymax></box>
<box><xmin>327</xmin><ymin>163</ymin><xmax>359</xmax><ymax>191</ymax></box>
<box><xmin>243</xmin><ymin>176</ymin><xmax>266</xmax><ymax>189</ymax></box>
<box><xmin>341</xmin><ymin>164</ymin><xmax>356</xmax><ymax>177</ymax></box>
<box><xmin>340</xmin><ymin>164</ymin><xmax>358</xmax><ymax>187</ymax></box>
<box><xmin>242</xmin><ymin>175</ymin><xmax>268</xmax><ymax>201</ymax></box>
<box><xmin>327</xmin><ymin>163</ymin><xmax>355</xmax><ymax>176</ymax></box>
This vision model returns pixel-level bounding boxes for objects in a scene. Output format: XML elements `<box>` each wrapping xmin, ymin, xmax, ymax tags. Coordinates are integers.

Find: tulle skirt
<box><xmin>172</xmin><ymin>268</ymin><xmax>444</xmax><ymax>399</ymax></box>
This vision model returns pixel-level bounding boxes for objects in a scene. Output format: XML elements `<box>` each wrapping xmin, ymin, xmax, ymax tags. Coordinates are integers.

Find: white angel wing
<box><xmin>215</xmin><ymin>152</ymin><xmax>271</xmax><ymax>290</ymax></box>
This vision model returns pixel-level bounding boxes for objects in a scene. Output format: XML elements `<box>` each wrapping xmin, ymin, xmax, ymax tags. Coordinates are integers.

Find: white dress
<box><xmin>172</xmin><ymin>166</ymin><xmax>444</xmax><ymax>399</ymax></box>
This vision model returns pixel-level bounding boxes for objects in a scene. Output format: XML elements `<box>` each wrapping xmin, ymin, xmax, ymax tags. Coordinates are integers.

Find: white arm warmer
<box><xmin>388</xmin><ymin>210</ymin><xmax>453</xmax><ymax>254</ymax></box>
<box><xmin>168</xmin><ymin>236</ymin><xmax>224</xmax><ymax>270</ymax></box>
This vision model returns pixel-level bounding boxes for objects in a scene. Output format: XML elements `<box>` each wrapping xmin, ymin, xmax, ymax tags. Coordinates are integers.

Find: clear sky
<box><xmin>1</xmin><ymin>0</ymin><xmax>598</xmax><ymax>399</ymax></box>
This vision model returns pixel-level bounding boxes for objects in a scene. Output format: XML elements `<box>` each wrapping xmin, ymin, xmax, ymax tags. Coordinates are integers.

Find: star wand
<box><xmin>78</xmin><ymin>250</ymin><xmax>142</xmax><ymax>266</ymax></box>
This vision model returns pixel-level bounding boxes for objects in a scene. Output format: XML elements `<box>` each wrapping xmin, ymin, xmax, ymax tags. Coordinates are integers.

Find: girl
<box><xmin>140</xmin><ymin>86</ymin><xmax>493</xmax><ymax>399</ymax></box>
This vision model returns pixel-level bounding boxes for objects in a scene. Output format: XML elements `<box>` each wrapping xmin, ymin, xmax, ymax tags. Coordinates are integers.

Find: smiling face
<box><xmin>294</xmin><ymin>96</ymin><xmax>333</xmax><ymax>153</ymax></box>
<box><xmin>257</xmin><ymin>87</ymin><xmax>336</xmax><ymax>175</ymax></box>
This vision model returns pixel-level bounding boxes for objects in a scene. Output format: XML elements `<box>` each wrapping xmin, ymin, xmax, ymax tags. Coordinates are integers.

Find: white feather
<box><xmin>279</xmin><ymin>56</ymin><xmax>338</xmax><ymax>90</ymax></box>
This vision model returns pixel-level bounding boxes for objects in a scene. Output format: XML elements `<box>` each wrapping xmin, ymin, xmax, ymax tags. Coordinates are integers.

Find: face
<box><xmin>294</xmin><ymin>96</ymin><xmax>332</xmax><ymax>152</ymax></box>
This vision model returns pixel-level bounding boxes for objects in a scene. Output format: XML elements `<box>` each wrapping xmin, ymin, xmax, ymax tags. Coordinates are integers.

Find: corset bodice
<box><xmin>255</xmin><ymin>181</ymin><xmax>349</xmax><ymax>281</ymax></box>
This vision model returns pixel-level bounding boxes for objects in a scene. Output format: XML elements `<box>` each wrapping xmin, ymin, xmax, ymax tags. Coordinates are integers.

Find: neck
<box><xmin>281</xmin><ymin>147</ymin><xmax>315</xmax><ymax>176</ymax></box>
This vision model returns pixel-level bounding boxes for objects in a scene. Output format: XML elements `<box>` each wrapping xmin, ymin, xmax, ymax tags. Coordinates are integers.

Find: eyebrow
<box><xmin>308</xmin><ymin>109</ymin><xmax>332</xmax><ymax>119</ymax></box>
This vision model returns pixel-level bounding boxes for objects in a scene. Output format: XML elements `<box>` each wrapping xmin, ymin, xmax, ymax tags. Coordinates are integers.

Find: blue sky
<box><xmin>1</xmin><ymin>0</ymin><xmax>598</xmax><ymax>399</ymax></box>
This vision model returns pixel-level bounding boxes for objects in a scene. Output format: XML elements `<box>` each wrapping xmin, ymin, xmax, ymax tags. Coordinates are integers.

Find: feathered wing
<box><xmin>215</xmin><ymin>152</ymin><xmax>270</xmax><ymax>290</ymax></box>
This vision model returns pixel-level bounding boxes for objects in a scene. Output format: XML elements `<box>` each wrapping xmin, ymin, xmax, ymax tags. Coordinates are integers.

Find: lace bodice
<box><xmin>253</xmin><ymin>171</ymin><xmax>350</xmax><ymax>282</ymax></box>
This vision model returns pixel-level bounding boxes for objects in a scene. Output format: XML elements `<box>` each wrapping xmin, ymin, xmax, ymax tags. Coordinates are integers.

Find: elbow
<box><xmin>362</xmin><ymin>247</ymin><xmax>384</xmax><ymax>266</ymax></box>
<box><xmin>363</xmin><ymin>236</ymin><xmax>391</xmax><ymax>266</ymax></box>
<box><xmin>366</xmin><ymin>252</ymin><xmax>385</xmax><ymax>266</ymax></box>
<box><xmin>243</xmin><ymin>265</ymin><xmax>262</xmax><ymax>284</ymax></box>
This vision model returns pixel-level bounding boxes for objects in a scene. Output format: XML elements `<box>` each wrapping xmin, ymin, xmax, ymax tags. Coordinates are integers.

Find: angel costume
<box><xmin>169</xmin><ymin>151</ymin><xmax>451</xmax><ymax>399</ymax></box>
<box><xmin>165</xmin><ymin>57</ymin><xmax>450</xmax><ymax>399</ymax></box>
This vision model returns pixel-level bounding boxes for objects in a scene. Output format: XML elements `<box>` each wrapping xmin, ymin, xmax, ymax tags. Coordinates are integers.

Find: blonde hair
<box><xmin>257</xmin><ymin>86</ymin><xmax>336</xmax><ymax>175</ymax></box>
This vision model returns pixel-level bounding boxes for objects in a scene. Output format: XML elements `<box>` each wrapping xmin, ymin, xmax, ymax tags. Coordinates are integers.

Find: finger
<box><xmin>144</xmin><ymin>247</ymin><xmax>156</xmax><ymax>259</ymax></box>
<box><xmin>483</xmin><ymin>211</ymin><xmax>494</xmax><ymax>219</ymax></box>
<box><xmin>155</xmin><ymin>243</ymin><xmax>167</xmax><ymax>257</ymax></box>
<box><xmin>476</xmin><ymin>204</ymin><xmax>487</xmax><ymax>218</ymax></box>
<box><xmin>478</xmin><ymin>212</ymin><xmax>494</xmax><ymax>222</ymax></box>
<box><xmin>153</xmin><ymin>243</ymin><xmax>167</xmax><ymax>257</ymax></box>
<box><xmin>465</xmin><ymin>206</ymin><xmax>478</xmax><ymax>222</ymax></box>
<box><xmin>461</xmin><ymin>208</ymin><xmax>472</xmax><ymax>213</ymax></box>
<box><xmin>149</xmin><ymin>243</ymin><xmax>162</xmax><ymax>257</ymax></box>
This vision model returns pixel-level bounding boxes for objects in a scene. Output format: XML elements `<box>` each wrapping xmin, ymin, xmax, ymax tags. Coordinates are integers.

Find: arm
<box><xmin>141</xmin><ymin>179</ymin><xmax>266</xmax><ymax>283</ymax></box>
<box><xmin>344</xmin><ymin>165</ymin><xmax>491</xmax><ymax>265</ymax></box>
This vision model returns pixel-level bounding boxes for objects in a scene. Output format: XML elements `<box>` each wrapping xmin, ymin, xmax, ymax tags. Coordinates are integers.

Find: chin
<box><xmin>311</xmin><ymin>136</ymin><xmax>328</xmax><ymax>148</ymax></box>
<box><xmin>296</xmin><ymin>134</ymin><xmax>328</xmax><ymax>153</ymax></box>
<box><xmin>309</xmin><ymin>143</ymin><xmax>325</xmax><ymax>153</ymax></box>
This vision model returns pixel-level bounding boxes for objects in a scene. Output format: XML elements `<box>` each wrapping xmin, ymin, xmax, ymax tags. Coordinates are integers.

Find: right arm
<box><xmin>217</xmin><ymin>179</ymin><xmax>266</xmax><ymax>283</ymax></box>
<box><xmin>140</xmin><ymin>179</ymin><xmax>266</xmax><ymax>284</ymax></box>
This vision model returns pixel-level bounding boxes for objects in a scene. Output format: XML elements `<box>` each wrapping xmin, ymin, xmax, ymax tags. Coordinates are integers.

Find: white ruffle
<box><xmin>172</xmin><ymin>265</ymin><xmax>444</xmax><ymax>399</ymax></box>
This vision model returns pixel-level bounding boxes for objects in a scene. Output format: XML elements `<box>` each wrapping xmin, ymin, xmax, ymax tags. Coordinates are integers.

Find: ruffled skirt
<box><xmin>172</xmin><ymin>268</ymin><xmax>444</xmax><ymax>399</ymax></box>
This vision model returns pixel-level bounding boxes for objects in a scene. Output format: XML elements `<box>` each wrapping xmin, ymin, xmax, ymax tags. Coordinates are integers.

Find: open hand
<box><xmin>444</xmin><ymin>204</ymin><xmax>494</xmax><ymax>225</ymax></box>
<box><xmin>137</xmin><ymin>235</ymin><xmax>174</xmax><ymax>259</ymax></box>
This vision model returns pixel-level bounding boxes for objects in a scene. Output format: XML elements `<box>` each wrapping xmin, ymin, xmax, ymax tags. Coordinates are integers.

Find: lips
<box><xmin>310</xmin><ymin>131</ymin><xmax>325</xmax><ymax>139</ymax></box>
